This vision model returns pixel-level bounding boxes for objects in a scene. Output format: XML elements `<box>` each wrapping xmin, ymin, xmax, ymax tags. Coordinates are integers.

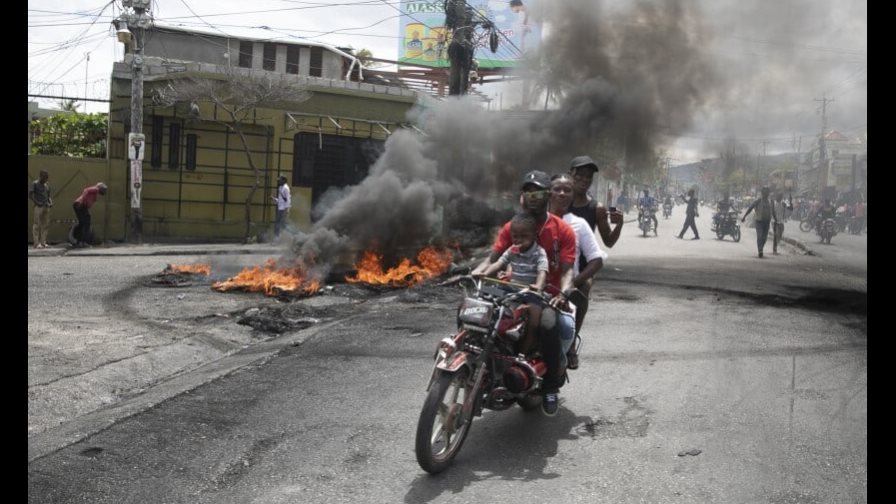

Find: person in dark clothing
<box><xmin>677</xmin><ymin>189</ymin><xmax>700</xmax><ymax>239</ymax></box>
<box><xmin>566</xmin><ymin>155</ymin><xmax>623</xmax><ymax>370</ymax></box>
<box><xmin>741</xmin><ymin>187</ymin><xmax>776</xmax><ymax>258</ymax></box>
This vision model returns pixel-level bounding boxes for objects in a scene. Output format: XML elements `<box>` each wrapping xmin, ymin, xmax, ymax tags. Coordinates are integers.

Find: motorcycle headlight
<box><xmin>436</xmin><ymin>337</ymin><xmax>457</xmax><ymax>360</ymax></box>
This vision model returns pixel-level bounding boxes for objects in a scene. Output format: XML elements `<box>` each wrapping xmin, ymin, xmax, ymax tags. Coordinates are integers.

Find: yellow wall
<box><xmin>27</xmin><ymin>156</ymin><xmax>125</xmax><ymax>245</ymax></box>
<box><xmin>30</xmin><ymin>75</ymin><xmax>415</xmax><ymax>244</ymax></box>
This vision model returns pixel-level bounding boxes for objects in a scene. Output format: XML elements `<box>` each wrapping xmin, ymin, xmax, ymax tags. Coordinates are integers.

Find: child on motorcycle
<box><xmin>477</xmin><ymin>212</ymin><xmax>549</xmax><ymax>342</ymax></box>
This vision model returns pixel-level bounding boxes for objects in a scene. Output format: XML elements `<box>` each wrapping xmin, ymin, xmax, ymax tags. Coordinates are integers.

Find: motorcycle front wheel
<box><xmin>415</xmin><ymin>368</ymin><xmax>473</xmax><ymax>474</ymax></box>
<box><xmin>733</xmin><ymin>226</ymin><xmax>741</xmax><ymax>242</ymax></box>
<box><xmin>799</xmin><ymin>219</ymin><xmax>813</xmax><ymax>232</ymax></box>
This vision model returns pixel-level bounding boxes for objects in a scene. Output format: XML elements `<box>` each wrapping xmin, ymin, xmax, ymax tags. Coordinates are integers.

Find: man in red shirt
<box><xmin>72</xmin><ymin>182</ymin><xmax>107</xmax><ymax>248</ymax></box>
<box><xmin>473</xmin><ymin>170</ymin><xmax>577</xmax><ymax>416</ymax></box>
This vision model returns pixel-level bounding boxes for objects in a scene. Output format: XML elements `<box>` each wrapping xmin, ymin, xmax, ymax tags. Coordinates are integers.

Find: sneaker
<box><xmin>692</xmin><ymin>237</ymin><xmax>700</xmax><ymax>240</ymax></box>
<box><xmin>758</xmin><ymin>251</ymin><xmax>764</xmax><ymax>258</ymax></box>
<box><xmin>542</xmin><ymin>392</ymin><xmax>559</xmax><ymax>417</ymax></box>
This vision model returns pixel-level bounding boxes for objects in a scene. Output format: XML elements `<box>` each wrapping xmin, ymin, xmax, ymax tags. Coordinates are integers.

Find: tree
<box><xmin>354</xmin><ymin>48</ymin><xmax>379</xmax><ymax>68</ymax></box>
<box><xmin>57</xmin><ymin>99</ymin><xmax>80</xmax><ymax>112</ymax></box>
<box><xmin>30</xmin><ymin>113</ymin><xmax>107</xmax><ymax>158</ymax></box>
<box><xmin>153</xmin><ymin>68</ymin><xmax>312</xmax><ymax>243</ymax></box>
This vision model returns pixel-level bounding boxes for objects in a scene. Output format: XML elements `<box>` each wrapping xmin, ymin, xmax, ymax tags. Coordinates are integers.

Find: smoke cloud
<box><xmin>286</xmin><ymin>0</ymin><xmax>864</xmax><ymax>273</ymax></box>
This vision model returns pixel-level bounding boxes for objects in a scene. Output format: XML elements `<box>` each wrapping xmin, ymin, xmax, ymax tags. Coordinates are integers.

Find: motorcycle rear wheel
<box><xmin>799</xmin><ymin>219</ymin><xmax>813</xmax><ymax>232</ymax></box>
<box><xmin>415</xmin><ymin>368</ymin><xmax>472</xmax><ymax>474</ymax></box>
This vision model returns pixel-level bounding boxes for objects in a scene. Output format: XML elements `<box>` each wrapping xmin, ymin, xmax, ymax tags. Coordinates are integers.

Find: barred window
<box><xmin>309</xmin><ymin>47</ymin><xmax>322</xmax><ymax>77</ymax></box>
<box><xmin>238</xmin><ymin>41</ymin><xmax>253</xmax><ymax>68</ymax></box>
<box><xmin>286</xmin><ymin>46</ymin><xmax>300</xmax><ymax>74</ymax></box>
<box><xmin>263</xmin><ymin>43</ymin><xmax>276</xmax><ymax>71</ymax></box>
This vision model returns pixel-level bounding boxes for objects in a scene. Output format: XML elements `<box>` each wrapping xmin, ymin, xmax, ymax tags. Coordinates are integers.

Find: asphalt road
<box><xmin>27</xmin><ymin>209</ymin><xmax>867</xmax><ymax>503</ymax></box>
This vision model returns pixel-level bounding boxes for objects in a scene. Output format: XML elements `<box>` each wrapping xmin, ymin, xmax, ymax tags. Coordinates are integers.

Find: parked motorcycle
<box><xmin>662</xmin><ymin>203</ymin><xmax>672</xmax><ymax>219</ymax></box>
<box><xmin>817</xmin><ymin>217</ymin><xmax>837</xmax><ymax>244</ymax></box>
<box><xmin>415</xmin><ymin>276</ymin><xmax>577</xmax><ymax>474</ymax></box>
<box><xmin>715</xmin><ymin>210</ymin><xmax>741</xmax><ymax>242</ymax></box>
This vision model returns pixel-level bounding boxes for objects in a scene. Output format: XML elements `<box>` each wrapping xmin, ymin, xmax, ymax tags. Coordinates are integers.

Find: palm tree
<box><xmin>57</xmin><ymin>99</ymin><xmax>80</xmax><ymax>112</ymax></box>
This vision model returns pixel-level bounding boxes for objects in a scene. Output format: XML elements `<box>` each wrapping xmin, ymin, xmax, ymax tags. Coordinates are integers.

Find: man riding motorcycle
<box><xmin>638</xmin><ymin>189</ymin><xmax>659</xmax><ymax>236</ymax></box>
<box><xmin>712</xmin><ymin>194</ymin><xmax>733</xmax><ymax>232</ymax></box>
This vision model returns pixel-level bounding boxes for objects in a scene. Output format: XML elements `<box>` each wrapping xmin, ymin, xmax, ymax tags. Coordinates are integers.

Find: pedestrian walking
<box><xmin>30</xmin><ymin>170</ymin><xmax>52</xmax><ymax>248</ymax></box>
<box><xmin>771</xmin><ymin>192</ymin><xmax>792</xmax><ymax>255</ymax></box>
<box><xmin>676</xmin><ymin>189</ymin><xmax>700</xmax><ymax>239</ymax></box>
<box><xmin>72</xmin><ymin>182</ymin><xmax>107</xmax><ymax>248</ymax></box>
<box><xmin>742</xmin><ymin>187</ymin><xmax>776</xmax><ymax>258</ymax></box>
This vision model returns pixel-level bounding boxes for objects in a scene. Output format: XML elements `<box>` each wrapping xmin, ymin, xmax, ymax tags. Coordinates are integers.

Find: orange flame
<box><xmin>211</xmin><ymin>258</ymin><xmax>321</xmax><ymax>297</ymax></box>
<box><xmin>164</xmin><ymin>263</ymin><xmax>211</xmax><ymax>276</ymax></box>
<box><xmin>345</xmin><ymin>246</ymin><xmax>453</xmax><ymax>287</ymax></box>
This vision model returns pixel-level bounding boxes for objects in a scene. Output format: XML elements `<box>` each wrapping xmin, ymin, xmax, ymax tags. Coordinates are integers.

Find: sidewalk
<box><xmin>28</xmin><ymin>241</ymin><xmax>285</xmax><ymax>258</ymax></box>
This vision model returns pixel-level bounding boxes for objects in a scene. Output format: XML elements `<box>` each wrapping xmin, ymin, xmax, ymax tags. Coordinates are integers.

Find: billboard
<box><xmin>397</xmin><ymin>0</ymin><xmax>542</xmax><ymax>69</ymax></box>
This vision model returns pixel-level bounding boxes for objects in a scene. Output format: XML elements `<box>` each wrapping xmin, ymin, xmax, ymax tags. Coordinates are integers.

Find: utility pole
<box><xmin>444</xmin><ymin>0</ymin><xmax>496</xmax><ymax>96</ymax></box>
<box><xmin>815</xmin><ymin>94</ymin><xmax>834</xmax><ymax>198</ymax></box>
<box><xmin>84</xmin><ymin>52</ymin><xmax>89</xmax><ymax>105</ymax></box>
<box><xmin>445</xmin><ymin>0</ymin><xmax>473</xmax><ymax>96</ymax></box>
<box><xmin>758</xmin><ymin>140</ymin><xmax>768</xmax><ymax>190</ymax></box>
<box><xmin>118</xmin><ymin>0</ymin><xmax>152</xmax><ymax>243</ymax></box>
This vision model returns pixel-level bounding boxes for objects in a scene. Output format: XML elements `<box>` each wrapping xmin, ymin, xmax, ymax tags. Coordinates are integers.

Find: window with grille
<box><xmin>286</xmin><ymin>46</ymin><xmax>300</xmax><ymax>74</ymax></box>
<box><xmin>238</xmin><ymin>41</ymin><xmax>253</xmax><ymax>68</ymax></box>
<box><xmin>263</xmin><ymin>43</ymin><xmax>276</xmax><ymax>71</ymax></box>
<box><xmin>185</xmin><ymin>134</ymin><xmax>197</xmax><ymax>171</ymax></box>
<box><xmin>150</xmin><ymin>115</ymin><xmax>162</xmax><ymax>168</ymax></box>
<box><xmin>309</xmin><ymin>47</ymin><xmax>323</xmax><ymax>77</ymax></box>
<box><xmin>168</xmin><ymin>123</ymin><xmax>181</xmax><ymax>169</ymax></box>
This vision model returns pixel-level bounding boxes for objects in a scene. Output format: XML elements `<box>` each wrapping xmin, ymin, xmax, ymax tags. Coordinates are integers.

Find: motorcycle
<box><xmin>799</xmin><ymin>217</ymin><xmax>816</xmax><ymax>233</ymax></box>
<box><xmin>817</xmin><ymin>217</ymin><xmax>837</xmax><ymax>244</ymax></box>
<box><xmin>638</xmin><ymin>208</ymin><xmax>658</xmax><ymax>237</ymax></box>
<box><xmin>716</xmin><ymin>210</ymin><xmax>741</xmax><ymax>242</ymax></box>
<box><xmin>415</xmin><ymin>276</ymin><xmax>578</xmax><ymax>474</ymax></box>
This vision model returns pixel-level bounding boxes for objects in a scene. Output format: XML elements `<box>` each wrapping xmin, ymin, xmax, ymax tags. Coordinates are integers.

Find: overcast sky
<box><xmin>28</xmin><ymin>0</ymin><xmax>866</xmax><ymax>163</ymax></box>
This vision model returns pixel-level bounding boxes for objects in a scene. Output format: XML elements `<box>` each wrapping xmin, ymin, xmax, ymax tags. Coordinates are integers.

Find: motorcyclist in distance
<box><xmin>638</xmin><ymin>189</ymin><xmax>659</xmax><ymax>235</ymax></box>
<box><xmin>712</xmin><ymin>192</ymin><xmax>732</xmax><ymax>232</ymax></box>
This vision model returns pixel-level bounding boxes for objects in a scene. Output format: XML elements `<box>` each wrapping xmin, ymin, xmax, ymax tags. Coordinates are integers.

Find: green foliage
<box><xmin>30</xmin><ymin>113</ymin><xmax>107</xmax><ymax>158</ymax></box>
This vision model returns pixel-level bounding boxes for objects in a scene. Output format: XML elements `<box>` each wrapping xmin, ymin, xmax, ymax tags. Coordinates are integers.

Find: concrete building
<box><xmin>27</xmin><ymin>23</ymin><xmax>424</xmax><ymax>244</ymax></box>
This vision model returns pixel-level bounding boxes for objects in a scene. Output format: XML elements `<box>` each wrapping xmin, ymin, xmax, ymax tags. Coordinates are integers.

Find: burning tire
<box><xmin>415</xmin><ymin>369</ymin><xmax>472</xmax><ymax>474</ymax></box>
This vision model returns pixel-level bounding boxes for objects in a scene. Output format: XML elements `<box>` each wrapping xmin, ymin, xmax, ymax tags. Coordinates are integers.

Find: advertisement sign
<box><xmin>398</xmin><ymin>0</ymin><xmax>542</xmax><ymax>69</ymax></box>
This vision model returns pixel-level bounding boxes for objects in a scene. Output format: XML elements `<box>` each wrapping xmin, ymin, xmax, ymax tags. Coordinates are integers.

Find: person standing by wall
<box><xmin>272</xmin><ymin>175</ymin><xmax>291</xmax><ymax>237</ymax></box>
<box><xmin>676</xmin><ymin>189</ymin><xmax>700</xmax><ymax>240</ymax></box>
<box><xmin>30</xmin><ymin>170</ymin><xmax>52</xmax><ymax>249</ymax></box>
<box><xmin>742</xmin><ymin>187</ymin><xmax>775</xmax><ymax>258</ymax></box>
<box><xmin>72</xmin><ymin>182</ymin><xmax>107</xmax><ymax>248</ymax></box>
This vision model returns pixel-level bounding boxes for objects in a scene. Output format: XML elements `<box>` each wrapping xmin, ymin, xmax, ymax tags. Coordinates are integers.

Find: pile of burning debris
<box><xmin>151</xmin><ymin>244</ymin><xmax>469</xmax><ymax>300</ymax></box>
